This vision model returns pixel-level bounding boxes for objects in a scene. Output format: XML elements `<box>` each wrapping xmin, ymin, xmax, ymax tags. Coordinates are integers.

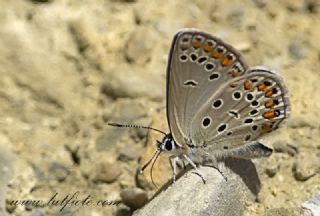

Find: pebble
<box><xmin>92</xmin><ymin>162</ymin><xmax>123</xmax><ymax>183</ymax></box>
<box><xmin>124</xmin><ymin>27</ymin><xmax>158</xmax><ymax>65</ymax></box>
<box><xmin>116</xmin><ymin>204</ymin><xmax>132</xmax><ymax>216</ymax></box>
<box><xmin>120</xmin><ymin>188</ymin><xmax>148</xmax><ymax>210</ymax></box>
<box><xmin>265</xmin><ymin>207</ymin><xmax>301</xmax><ymax>216</ymax></box>
<box><xmin>117</xmin><ymin>145</ymin><xmax>142</xmax><ymax>162</ymax></box>
<box><xmin>265</xmin><ymin>156</ymin><xmax>280</xmax><ymax>178</ymax></box>
<box><xmin>95</xmin><ymin>128</ymin><xmax>125</xmax><ymax>151</ymax></box>
<box><xmin>302</xmin><ymin>193</ymin><xmax>320</xmax><ymax>216</ymax></box>
<box><xmin>288</xmin><ymin>39</ymin><xmax>307</xmax><ymax>60</ymax></box>
<box><xmin>101</xmin><ymin>67</ymin><xmax>164</xmax><ymax>100</ymax></box>
<box><xmin>48</xmin><ymin>162</ymin><xmax>70</xmax><ymax>182</ymax></box>
<box><xmin>287</xmin><ymin>116</ymin><xmax>319</xmax><ymax>129</ymax></box>
<box><xmin>0</xmin><ymin>143</ymin><xmax>13</xmax><ymax>216</ymax></box>
<box><xmin>273</xmin><ymin>141</ymin><xmax>297</xmax><ymax>156</ymax></box>
<box><xmin>96</xmin><ymin>99</ymin><xmax>148</xmax><ymax>151</ymax></box>
<box><xmin>293</xmin><ymin>151</ymin><xmax>319</xmax><ymax>181</ymax></box>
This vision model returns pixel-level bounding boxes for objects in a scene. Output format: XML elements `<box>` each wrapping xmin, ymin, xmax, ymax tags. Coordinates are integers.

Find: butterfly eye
<box><xmin>164</xmin><ymin>140</ymin><xmax>173</xmax><ymax>151</ymax></box>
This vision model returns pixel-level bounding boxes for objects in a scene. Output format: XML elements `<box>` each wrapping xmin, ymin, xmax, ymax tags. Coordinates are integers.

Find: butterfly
<box><xmin>109</xmin><ymin>29</ymin><xmax>290</xmax><ymax>184</ymax></box>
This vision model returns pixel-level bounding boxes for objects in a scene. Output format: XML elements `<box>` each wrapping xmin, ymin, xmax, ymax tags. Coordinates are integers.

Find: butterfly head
<box><xmin>157</xmin><ymin>133</ymin><xmax>179</xmax><ymax>153</ymax></box>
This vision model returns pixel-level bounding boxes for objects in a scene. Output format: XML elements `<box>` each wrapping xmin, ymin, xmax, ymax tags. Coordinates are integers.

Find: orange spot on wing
<box><xmin>258</xmin><ymin>84</ymin><xmax>267</xmax><ymax>91</ymax></box>
<box><xmin>265</xmin><ymin>101</ymin><xmax>274</xmax><ymax>108</ymax></box>
<box><xmin>263</xmin><ymin>110</ymin><xmax>275</xmax><ymax>119</ymax></box>
<box><xmin>228</xmin><ymin>70</ymin><xmax>238</xmax><ymax>77</ymax></box>
<box><xmin>192</xmin><ymin>41</ymin><xmax>201</xmax><ymax>49</ymax></box>
<box><xmin>244</xmin><ymin>81</ymin><xmax>253</xmax><ymax>90</ymax></box>
<box><xmin>265</xmin><ymin>90</ymin><xmax>273</xmax><ymax>97</ymax></box>
<box><xmin>221</xmin><ymin>56</ymin><xmax>234</xmax><ymax>66</ymax></box>
<box><xmin>212</xmin><ymin>49</ymin><xmax>224</xmax><ymax>58</ymax></box>
<box><xmin>204</xmin><ymin>44</ymin><xmax>213</xmax><ymax>52</ymax></box>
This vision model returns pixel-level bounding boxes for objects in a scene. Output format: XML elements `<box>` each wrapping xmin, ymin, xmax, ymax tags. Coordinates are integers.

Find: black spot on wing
<box><xmin>184</xmin><ymin>80</ymin><xmax>198</xmax><ymax>87</ymax></box>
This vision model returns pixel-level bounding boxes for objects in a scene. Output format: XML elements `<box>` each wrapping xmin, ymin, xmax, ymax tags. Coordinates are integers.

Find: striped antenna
<box><xmin>107</xmin><ymin>122</ymin><xmax>167</xmax><ymax>135</ymax></box>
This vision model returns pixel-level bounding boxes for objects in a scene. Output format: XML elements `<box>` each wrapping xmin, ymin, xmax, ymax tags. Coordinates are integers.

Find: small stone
<box><xmin>264</xmin><ymin>153</ymin><xmax>281</xmax><ymax>177</ymax></box>
<box><xmin>287</xmin><ymin>116</ymin><xmax>319</xmax><ymax>129</ymax></box>
<box><xmin>101</xmin><ymin>67</ymin><xmax>164</xmax><ymax>100</ymax></box>
<box><xmin>265</xmin><ymin>164</ymin><xmax>279</xmax><ymax>178</ymax></box>
<box><xmin>117</xmin><ymin>145</ymin><xmax>142</xmax><ymax>162</ymax></box>
<box><xmin>273</xmin><ymin>141</ymin><xmax>297</xmax><ymax>156</ymax></box>
<box><xmin>302</xmin><ymin>193</ymin><xmax>320</xmax><ymax>216</ymax></box>
<box><xmin>252</xmin><ymin>0</ymin><xmax>267</xmax><ymax>8</ymax></box>
<box><xmin>30</xmin><ymin>0</ymin><xmax>53</xmax><ymax>3</ymax></box>
<box><xmin>93</xmin><ymin>162</ymin><xmax>122</xmax><ymax>183</ymax></box>
<box><xmin>30</xmin><ymin>208</ymin><xmax>45</xmax><ymax>216</ymax></box>
<box><xmin>265</xmin><ymin>207</ymin><xmax>300</xmax><ymax>216</ymax></box>
<box><xmin>288</xmin><ymin>39</ymin><xmax>307</xmax><ymax>60</ymax></box>
<box><xmin>116</xmin><ymin>204</ymin><xmax>132</xmax><ymax>216</ymax></box>
<box><xmin>0</xmin><ymin>143</ymin><xmax>13</xmax><ymax>215</ymax></box>
<box><xmin>48</xmin><ymin>162</ymin><xmax>70</xmax><ymax>182</ymax></box>
<box><xmin>95</xmin><ymin>128</ymin><xmax>125</xmax><ymax>151</ymax></box>
<box><xmin>305</xmin><ymin>0</ymin><xmax>320</xmax><ymax>13</ymax></box>
<box><xmin>120</xmin><ymin>188</ymin><xmax>148</xmax><ymax>210</ymax></box>
<box><xmin>124</xmin><ymin>27</ymin><xmax>158</xmax><ymax>65</ymax></box>
<box><xmin>293</xmin><ymin>151</ymin><xmax>319</xmax><ymax>181</ymax></box>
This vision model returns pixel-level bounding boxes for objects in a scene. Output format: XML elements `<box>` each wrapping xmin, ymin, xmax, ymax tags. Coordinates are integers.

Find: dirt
<box><xmin>0</xmin><ymin>0</ymin><xmax>319</xmax><ymax>215</ymax></box>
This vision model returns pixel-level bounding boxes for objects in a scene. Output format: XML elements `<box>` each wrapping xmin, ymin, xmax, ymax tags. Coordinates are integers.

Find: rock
<box><xmin>287</xmin><ymin>116</ymin><xmax>319</xmax><ymax>129</ymax></box>
<box><xmin>116</xmin><ymin>204</ymin><xmax>132</xmax><ymax>216</ymax></box>
<box><xmin>288</xmin><ymin>39</ymin><xmax>308</xmax><ymax>60</ymax></box>
<box><xmin>96</xmin><ymin>128</ymin><xmax>125</xmax><ymax>151</ymax></box>
<box><xmin>0</xmin><ymin>143</ymin><xmax>13</xmax><ymax>216</ymax></box>
<box><xmin>120</xmin><ymin>188</ymin><xmax>148</xmax><ymax>210</ymax></box>
<box><xmin>96</xmin><ymin>99</ymin><xmax>149</xmax><ymax>151</ymax></box>
<box><xmin>30</xmin><ymin>0</ymin><xmax>53</xmax><ymax>3</ymax></box>
<box><xmin>124</xmin><ymin>27</ymin><xmax>158</xmax><ymax>65</ymax></box>
<box><xmin>304</xmin><ymin>0</ymin><xmax>320</xmax><ymax>13</ymax></box>
<box><xmin>293</xmin><ymin>151</ymin><xmax>319</xmax><ymax>181</ymax></box>
<box><xmin>273</xmin><ymin>141</ymin><xmax>297</xmax><ymax>156</ymax></box>
<box><xmin>265</xmin><ymin>207</ymin><xmax>301</xmax><ymax>216</ymax></box>
<box><xmin>92</xmin><ymin>162</ymin><xmax>123</xmax><ymax>183</ymax></box>
<box><xmin>252</xmin><ymin>0</ymin><xmax>267</xmax><ymax>8</ymax></box>
<box><xmin>302</xmin><ymin>193</ymin><xmax>320</xmax><ymax>216</ymax></box>
<box><xmin>48</xmin><ymin>162</ymin><xmax>70</xmax><ymax>182</ymax></box>
<box><xmin>133</xmin><ymin>163</ymin><xmax>258</xmax><ymax>216</ymax></box>
<box><xmin>117</xmin><ymin>145</ymin><xmax>142</xmax><ymax>162</ymax></box>
<box><xmin>265</xmin><ymin>156</ymin><xmax>280</xmax><ymax>178</ymax></box>
<box><xmin>30</xmin><ymin>208</ymin><xmax>45</xmax><ymax>216</ymax></box>
<box><xmin>101</xmin><ymin>67</ymin><xmax>164</xmax><ymax>100</ymax></box>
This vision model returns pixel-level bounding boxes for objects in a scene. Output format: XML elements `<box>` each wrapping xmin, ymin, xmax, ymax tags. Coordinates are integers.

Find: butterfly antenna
<box><xmin>150</xmin><ymin>151</ymin><xmax>161</xmax><ymax>189</ymax></box>
<box><xmin>139</xmin><ymin>149</ymin><xmax>161</xmax><ymax>173</ymax></box>
<box><xmin>108</xmin><ymin>122</ymin><xmax>167</xmax><ymax>135</ymax></box>
<box><xmin>139</xmin><ymin>149</ymin><xmax>161</xmax><ymax>188</ymax></box>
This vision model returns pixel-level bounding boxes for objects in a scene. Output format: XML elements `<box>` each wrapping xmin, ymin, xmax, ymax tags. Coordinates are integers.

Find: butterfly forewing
<box><xmin>166</xmin><ymin>30</ymin><xmax>290</xmax><ymax>151</ymax></box>
<box><xmin>166</xmin><ymin>30</ymin><xmax>248</xmax><ymax>147</ymax></box>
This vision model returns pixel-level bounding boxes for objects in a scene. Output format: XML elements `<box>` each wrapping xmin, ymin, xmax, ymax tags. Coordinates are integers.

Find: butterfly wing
<box><xmin>166</xmin><ymin>30</ymin><xmax>290</xmax><ymax>151</ymax></box>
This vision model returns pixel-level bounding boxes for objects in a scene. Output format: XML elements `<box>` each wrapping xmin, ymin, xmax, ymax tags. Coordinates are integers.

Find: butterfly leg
<box><xmin>183</xmin><ymin>154</ymin><xmax>206</xmax><ymax>184</ymax></box>
<box><xmin>169</xmin><ymin>155</ymin><xmax>180</xmax><ymax>182</ymax></box>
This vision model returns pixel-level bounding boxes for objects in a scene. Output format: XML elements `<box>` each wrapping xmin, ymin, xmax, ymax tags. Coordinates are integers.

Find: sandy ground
<box><xmin>0</xmin><ymin>0</ymin><xmax>319</xmax><ymax>215</ymax></box>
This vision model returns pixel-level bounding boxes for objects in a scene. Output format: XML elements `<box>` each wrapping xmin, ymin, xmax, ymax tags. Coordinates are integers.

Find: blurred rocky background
<box><xmin>0</xmin><ymin>0</ymin><xmax>319</xmax><ymax>215</ymax></box>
